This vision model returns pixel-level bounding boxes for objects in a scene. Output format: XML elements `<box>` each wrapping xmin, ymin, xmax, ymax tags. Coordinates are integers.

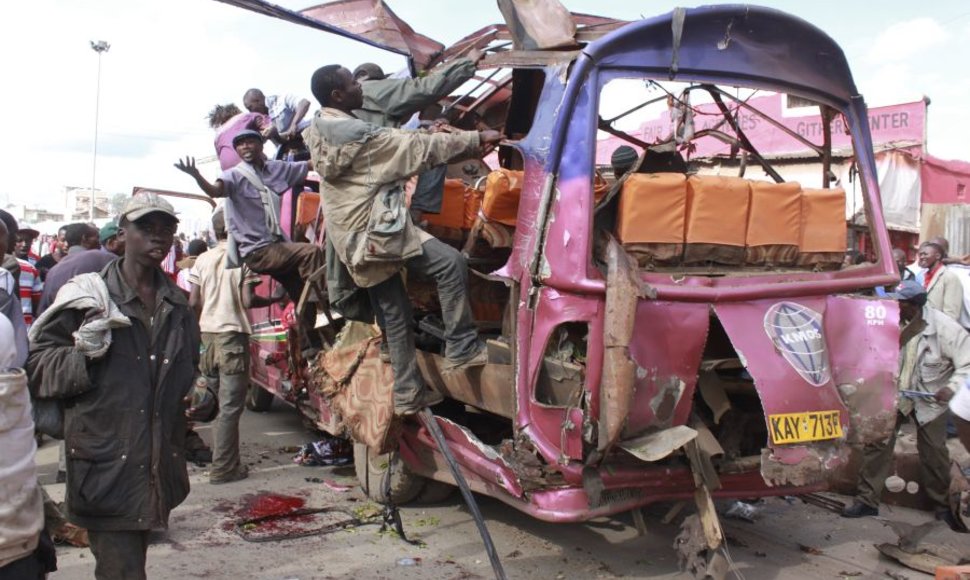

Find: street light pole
<box><xmin>90</xmin><ymin>40</ymin><xmax>110</xmax><ymax>221</ymax></box>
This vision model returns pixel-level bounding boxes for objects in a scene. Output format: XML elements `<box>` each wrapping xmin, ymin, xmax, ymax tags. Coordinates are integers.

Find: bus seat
<box><xmin>684</xmin><ymin>175</ymin><xmax>749</xmax><ymax>265</ymax></box>
<box><xmin>797</xmin><ymin>187</ymin><xmax>846</xmax><ymax>269</ymax></box>
<box><xmin>481</xmin><ymin>169</ymin><xmax>524</xmax><ymax>227</ymax></box>
<box><xmin>745</xmin><ymin>181</ymin><xmax>802</xmax><ymax>266</ymax></box>
<box><xmin>295</xmin><ymin>191</ymin><xmax>320</xmax><ymax>226</ymax></box>
<box><xmin>423</xmin><ymin>179</ymin><xmax>475</xmax><ymax>231</ymax></box>
<box><xmin>615</xmin><ymin>172</ymin><xmax>687</xmax><ymax>267</ymax></box>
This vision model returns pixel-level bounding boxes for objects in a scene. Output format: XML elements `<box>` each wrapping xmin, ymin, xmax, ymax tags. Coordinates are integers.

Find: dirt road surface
<box><xmin>37</xmin><ymin>400</ymin><xmax>968</xmax><ymax>579</ymax></box>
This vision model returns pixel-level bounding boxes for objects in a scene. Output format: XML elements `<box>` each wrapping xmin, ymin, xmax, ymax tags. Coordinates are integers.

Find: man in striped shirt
<box><xmin>16</xmin><ymin>257</ymin><xmax>41</xmax><ymax>328</ymax></box>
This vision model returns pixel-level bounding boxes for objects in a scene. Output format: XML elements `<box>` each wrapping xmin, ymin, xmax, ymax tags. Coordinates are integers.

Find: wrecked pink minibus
<box><xmin>233</xmin><ymin>1</ymin><xmax>901</xmax><ymax>560</ymax></box>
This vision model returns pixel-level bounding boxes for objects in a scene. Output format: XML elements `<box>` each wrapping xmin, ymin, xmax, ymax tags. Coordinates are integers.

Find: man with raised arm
<box><xmin>174</xmin><ymin>131</ymin><xmax>324</xmax><ymax>319</ymax></box>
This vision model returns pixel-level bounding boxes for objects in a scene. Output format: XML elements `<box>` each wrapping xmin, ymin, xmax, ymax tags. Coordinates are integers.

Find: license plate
<box><xmin>768</xmin><ymin>411</ymin><xmax>843</xmax><ymax>445</ymax></box>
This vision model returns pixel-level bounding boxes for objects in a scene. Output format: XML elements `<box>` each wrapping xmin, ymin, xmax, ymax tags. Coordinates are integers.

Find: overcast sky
<box><xmin>2</xmin><ymin>0</ymin><xmax>968</xmax><ymax>228</ymax></box>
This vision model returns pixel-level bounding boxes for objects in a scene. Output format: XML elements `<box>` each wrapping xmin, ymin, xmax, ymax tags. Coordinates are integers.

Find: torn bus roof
<box><xmin>211</xmin><ymin>0</ymin><xmax>411</xmax><ymax>58</ymax></box>
<box><xmin>215</xmin><ymin>0</ymin><xmax>625</xmax><ymax>72</ymax></box>
<box><xmin>584</xmin><ymin>5</ymin><xmax>859</xmax><ymax>107</ymax></box>
<box><xmin>298</xmin><ymin>0</ymin><xmax>444</xmax><ymax>71</ymax></box>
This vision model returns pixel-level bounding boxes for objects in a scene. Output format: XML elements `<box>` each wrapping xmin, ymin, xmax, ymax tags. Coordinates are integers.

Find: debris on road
<box><xmin>798</xmin><ymin>543</ymin><xmax>824</xmax><ymax>556</ymax></box>
<box><xmin>875</xmin><ymin>518</ymin><xmax>941</xmax><ymax>553</ymax></box>
<box><xmin>723</xmin><ymin>500</ymin><xmax>759</xmax><ymax>522</ymax></box>
<box><xmin>876</xmin><ymin>541</ymin><xmax>968</xmax><ymax>576</ymax></box>
<box><xmin>292</xmin><ymin>437</ymin><xmax>353</xmax><ymax>466</ymax></box>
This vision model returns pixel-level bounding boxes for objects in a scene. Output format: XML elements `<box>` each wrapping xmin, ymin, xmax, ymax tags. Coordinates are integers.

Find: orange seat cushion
<box><xmin>482</xmin><ymin>169</ymin><xmax>524</xmax><ymax>227</ymax></box>
<box><xmin>295</xmin><ymin>191</ymin><xmax>320</xmax><ymax>226</ymax></box>
<box><xmin>615</xmin><ymin>173</ymin><xmax>688</xmax><ymax>244</ymax></box>
<box><xmin>800</xmin><ymin>187</ymin><xmax>846</xmax><ymax>253</ymax></box>
<box><xmin>423</xmin><ymin>179</ymin><xmax>471</xmax><ymax>230</ymax></box>
<box><xmin>746</xmin><ymin>181</ymin><xmax>802</xmax><ymax>248</ymax></box>
<box><xmin>685</xmin><ymin>175</ymin><xmax>749</xmax><ymax>247</ymax></box>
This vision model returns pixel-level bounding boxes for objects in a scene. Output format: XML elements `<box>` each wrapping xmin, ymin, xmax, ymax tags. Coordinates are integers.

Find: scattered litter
<box><xmin>506</xmin><ymin>550</ymin><xmax>522</xmax><ymax>558</ymax></box>
<box><xmin>838</xmin><ymin>572</ymin><xmax>861</xmax><ymax>577</ymax></box>
<box><xmin>724</xmin><ymin>500</ymin><xmax>759</xmax><ymax>522</ymax></box>
<box><xmin>876</xmin><ymin>518</ymin><xmax>940</xmax><ymax>553</ymax></box>
<box><xmin>292</xmin><ymin>437</ymin><xmax>352</xmax><ymax>466</ymax></box>
<box><xmin>798</xmin><ymin>544</ymin><xmax>823</xmax><ymax>555</ymax></box>
<box><xmin>884</xmin><ymin>570</ymin><xmax>909</xmax><ymax>580</ymax></box>
<box><xmin>303</xmin><ymin>477</ymin><xmax>355</xmax><ymax>492</ymax></box>
<box><xmin>413</xmin><ymin>516</ymin><xmax>441</xmax><ymax>527</ymax></box>
<box><xmin>396</xmin><ymin>557</ymin><xmax>420</xmax><ymax>567</ymax></box>
<box><xmin>799</xmin><ymin>493</ymin><xmax>845</xmax><ymax>514</ymax></box>
<box><xmin>323</xmin><ymin>479</ymin><xmax>355</xmax><ymax>492</ymax></box>
<box><xmin>876</xmin><ymin>541</ymin><xmax>965</xmax><ymax>575</ymax></box>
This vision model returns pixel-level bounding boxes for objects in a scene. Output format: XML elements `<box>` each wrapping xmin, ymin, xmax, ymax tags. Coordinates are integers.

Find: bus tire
<box><xmin>245</xmin><ymin>383</ymin><xmax>275</xmax><ymax>412</ymax></box>
<box><xmin>414</xmin><ymin>479</ymin><xmax>455</xmax><ymax>504</ymax></box>
<box><xmin>353</xmin><ymin>442</ymin><xmax>424</xmax><ymax>505</ymax></box>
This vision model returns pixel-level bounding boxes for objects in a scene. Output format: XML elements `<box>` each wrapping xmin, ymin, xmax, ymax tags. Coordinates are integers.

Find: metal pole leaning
<box><xmin>418</xmin><ymin>407</ymin><xmax>507</xmax><ymax>580</ymax></box>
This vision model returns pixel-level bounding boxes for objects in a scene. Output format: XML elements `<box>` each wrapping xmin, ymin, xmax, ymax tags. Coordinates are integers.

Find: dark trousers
<box><xmin>0</xmin><ymin>553</ymin><xmax>44</xmax><ymax>580</ymax></box>
<box><xmin>855</xmin><ymin>411</ymin><xmax>951</xmax><ymax>510</ymax></box>
<box><xmin>0</xmin><ymin>531</ymin><xmax>56</xmax><ymax>579</ymax></box>
<box><xmin>368</xmin><ymin>238</ymin><xmax>478</xmax><ymax>407</ymax></box>
<box><xmin>244</xmin><ymin>241</ymin><xmax>326</xmax><ymax>304</ymax></box>
<box><xmin>245</xmin><ymin>242</ymin><xmax>326</xmax><ymax>335</ymax></box>
<box><xmin>88</xmin><ymin>529</ymin><xmax>150</xmax><ymax>580</ymax></box>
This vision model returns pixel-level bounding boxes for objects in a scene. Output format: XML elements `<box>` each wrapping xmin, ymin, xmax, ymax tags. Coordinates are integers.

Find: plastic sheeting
<box><xmin>843</xmin><ymin>149</ymin><xmax>920</xmax><ymax>232</ymax></box>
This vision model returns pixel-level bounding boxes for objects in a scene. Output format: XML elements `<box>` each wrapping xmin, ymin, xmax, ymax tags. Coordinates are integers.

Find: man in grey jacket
<box><xmin>843</xmin><ymin>280</ymin><xmax>970</xmax><ymax>530</ymax></box>
<box><xmin>351</xmin><ymin>50</ymin><xmax>480</xmax><ymax>129</ymax></box>
<box><xmin>27</xmin><ymin>193</ymin><xmax>211</xmax><ymax>579</ymax></box>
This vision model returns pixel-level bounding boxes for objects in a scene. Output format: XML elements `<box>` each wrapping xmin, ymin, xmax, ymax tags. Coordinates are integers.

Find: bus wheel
<box><xmin>414</xmin><ymin>479</ymin><xmax>455</xmax><ymax>504</ymax></box>
<box><xmin>245</xmin><ymin>383</ymin><xmax>274</xmax><ymax>412</ymax></box>
<box><xmin>353</xmin><ymin>442</ymin><xmax>424</xmax><ymax>505</ymax></box>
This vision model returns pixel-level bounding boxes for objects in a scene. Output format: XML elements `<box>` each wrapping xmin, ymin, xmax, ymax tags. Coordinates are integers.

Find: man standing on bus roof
<box><xmin>842</xmin><ymin>280</ymin><xmax>969</xmax><ymax>531</ymax></box>
<box><xmin>243</xmin><ymin>89</ymin><xmax>310</xmax><ymax>159</ymax></box>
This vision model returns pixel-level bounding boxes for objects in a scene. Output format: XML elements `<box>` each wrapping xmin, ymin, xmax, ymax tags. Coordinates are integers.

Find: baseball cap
<box><xmin>16</xmin><ymin>225</ymin><xmax>39</xmax><ymax>239</ymax></box>
<box><xmin>120</xmin><ymin>192</ymin><xmax>178</xmax><ymax>223</ymax></box>
<box><xmin>232</xmin><ymin>129</ymin><xmax>263</xmax><ymax>147</ymax></box>
<box><xmin>99</xmin><ymin>221</ymin><xmax>120</xmax><ymax>243</ymax></box>
<box><xmin>885</xmin><ymin>279</ymin><xmax>927</xmax><ymax>302</ymax></box>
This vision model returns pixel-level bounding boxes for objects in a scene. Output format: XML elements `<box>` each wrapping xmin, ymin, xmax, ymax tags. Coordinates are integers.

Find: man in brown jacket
<box><xmin>27</xmin><ymin>193</ymin><xmax>211</xmax><ymax>579</ymax></box>
<box><xmin>307</xmin><ymin>64</ymin><xmax>502</xmax><ymax>415</ymax></box>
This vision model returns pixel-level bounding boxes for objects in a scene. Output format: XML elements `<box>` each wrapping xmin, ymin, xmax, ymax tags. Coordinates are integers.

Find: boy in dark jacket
<box><xmin>27</xmin><ymin>193</ymin><xmax>211</xmax><ymax>580</ymax></box>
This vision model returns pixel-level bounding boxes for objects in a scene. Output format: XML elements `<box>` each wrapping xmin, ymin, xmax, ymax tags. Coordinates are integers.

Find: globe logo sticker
<box><xmin>763</xmin><ymin>302</ymin><xmax>831</xmax><ymax>387</ymax></box>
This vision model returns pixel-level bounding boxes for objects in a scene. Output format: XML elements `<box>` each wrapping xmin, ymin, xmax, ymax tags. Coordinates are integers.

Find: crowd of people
<box><xmin>0</xmin><ymin>49</ymin><xmax>499</xmax><ymax>579</ymax></box>
<box><xmin>2</xmin><ymin>47</ymin><xmax>969</xmax><ymax>580</ymax></box>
